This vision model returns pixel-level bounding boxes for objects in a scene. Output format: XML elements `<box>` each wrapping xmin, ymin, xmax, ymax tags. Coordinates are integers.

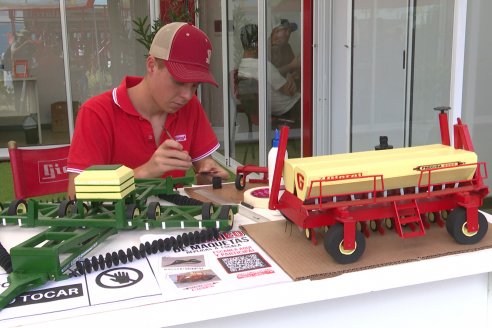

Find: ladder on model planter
<box><xmin>392</xmin><ymin>199</ymin><xmax>425</xmax><ymax>238</ymax></box>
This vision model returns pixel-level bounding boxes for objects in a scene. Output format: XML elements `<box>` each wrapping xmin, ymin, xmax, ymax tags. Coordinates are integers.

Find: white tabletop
<box><xmin>1</xmin><ymin>207</ymin><xmax>492</xmax><ymax>327</ymax></box>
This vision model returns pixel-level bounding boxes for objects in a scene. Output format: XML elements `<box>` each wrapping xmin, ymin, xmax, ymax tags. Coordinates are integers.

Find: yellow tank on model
<box><xmin>74</xmin><ymin>164</ymin><xmax>135</xmax><ymax>200</ymax></box>
<box><xmin>283</xmin><ymin>144</ymin><xmax>478</xmax><ymax>201</ymax></box>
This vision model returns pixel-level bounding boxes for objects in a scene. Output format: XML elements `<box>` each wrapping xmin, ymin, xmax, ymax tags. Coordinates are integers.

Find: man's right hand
<box><xmin>280</xmin><ymin>74</ymin><xmax>298</xmax><ymax>96</ymax></box>
<box><xmin>134</xmin><ymin>139</ymin><xmax>192</xmax><ymax>178</ymax></box>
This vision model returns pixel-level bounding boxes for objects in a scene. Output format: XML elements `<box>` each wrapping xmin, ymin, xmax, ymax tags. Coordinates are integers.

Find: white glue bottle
<box><xmin>268</xmin><ymin>129</ymin><xmax>287</xmax><ymax>193</ymax></box>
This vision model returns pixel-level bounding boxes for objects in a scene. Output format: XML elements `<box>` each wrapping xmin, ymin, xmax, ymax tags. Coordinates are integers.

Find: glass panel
<box><xmin>267</xmin><ymin>0</ymin><xmax>302</xmax><ymax>160</ymax></box>
<box><xmin>228</xmin><ymin>0</ymin><xmax>260</xmax><ymax>165</ymax></box>
<box><xmin>352</xmin><ymin>0</ymin><xmax>408</xmax><ymax>152</ymax></box>
<box><xmin>0</xmin><ymin>1</ymin><xmax>149</xmax><ymax>148</ymax></box>
<box><xmin>195</xmin><ymin>0</ymin><xmax>226</xmax><ymax>161</ymax></box>
<box><xmin>0</xmin><ymin>4</ymin><xmax>66</xmax><ymax>146</ymax></box>
<box><xmin>410</xmin><ymin>0</ymin><xmax>453</xmax><ymax>146</ymax></box>
<box><xmin>66</xmin><ymin>0</ymin><xmax>149</xmax><ymax>125</ymax></box>
<box><xmin>463</xmin><ymin>0</ymin><xmax>492</xmax><ymax>190</ymax></box>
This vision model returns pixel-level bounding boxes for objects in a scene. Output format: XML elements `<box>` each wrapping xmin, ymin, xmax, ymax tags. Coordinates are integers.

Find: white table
<box><xmin>2</xmin><ymin>209</ymin><xmax>491</xmax><ymax>328</ymax></box>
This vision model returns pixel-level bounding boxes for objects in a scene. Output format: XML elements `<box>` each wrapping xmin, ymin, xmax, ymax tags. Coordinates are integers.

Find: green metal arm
<box><xmin>0</xmin><ymin>176</ymin><xmax>237</xmax><ymax>311</ymax></box>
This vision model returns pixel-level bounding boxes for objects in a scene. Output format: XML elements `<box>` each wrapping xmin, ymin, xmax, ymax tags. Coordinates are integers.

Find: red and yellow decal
<box><xmin>413</xmin><ymin>161</ymin><xmax>464</xmax><ymax>171</ymax></box>
<box><xmin>297</xmin><ymin>173</ymin><xmax>305</xmax><ymax>190</ymax></box>
<box><xmin>322</xmin><ymin>172</ymin><xmax>363</xmax><ymax>181</ymax></box>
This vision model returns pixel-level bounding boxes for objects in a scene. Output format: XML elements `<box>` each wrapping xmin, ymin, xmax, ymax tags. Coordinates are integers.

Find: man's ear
<box><xmin>146</xmin><ymin>55</ymin><xmax>156</xmax><ymax>73</ymax></box>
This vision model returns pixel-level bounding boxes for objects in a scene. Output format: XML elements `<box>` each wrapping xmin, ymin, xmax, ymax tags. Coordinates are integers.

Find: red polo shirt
<box><xmin>67</xmin><ymin>76</ymin><xmax>219</xmax><ymax>178</ymax></box>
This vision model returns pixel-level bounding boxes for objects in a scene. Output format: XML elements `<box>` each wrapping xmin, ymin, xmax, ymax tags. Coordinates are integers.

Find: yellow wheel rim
<box><xmin>305</xmin><ymin>228</ymin><xmax>311</xmax><ymax>239</ymax></box>
<box><xmin>228</xmin><ymin>208</ymin><xmax>234</xmax><ymax>226</ymax></box>
<box><xmin>339</xmin><ymin>240</ymin><xmax>357</xmax><ymax>256</ymax></box>
<box><xmin>370</xmin><ymin>220</ymin><xmax>377</xmax><ymax>231</ymax></box>
<box><xmin>17</xmin><ymin>203</ymin><xmax>27</xmax><ymax>215</ymax></box>
<box><xmin>462</xmin><ymin>222</ymin><xmax>478</xmax><ymax>237</ymax></box>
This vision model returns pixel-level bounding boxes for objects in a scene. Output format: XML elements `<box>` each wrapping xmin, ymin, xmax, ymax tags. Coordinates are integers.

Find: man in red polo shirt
<box><xmin>67</xmin><ymin>22</ymin><xmax>229</xmax><ymax>198</ymax></box>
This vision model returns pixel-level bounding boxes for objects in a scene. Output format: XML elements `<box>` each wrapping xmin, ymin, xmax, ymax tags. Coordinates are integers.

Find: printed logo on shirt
<box><xmin>175</xmin><ymin>134</ymin><xmax>187</xmax><ymax>142</ymax></box>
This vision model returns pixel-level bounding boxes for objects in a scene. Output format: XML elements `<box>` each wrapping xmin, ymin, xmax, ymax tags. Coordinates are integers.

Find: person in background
<box><xmin>238</xmin><ymin>23</ymin><xmax>300</xmax><ymax>123</ymax></box>
<box><xmin>269</xmin><ymin>18</ymin><xmax>301</xmax><ymax>87</ymax></box>
<box><xmin>67</xmin><ymin>22</ymin><xmax>229</xmax><ymax>198</ymax></box>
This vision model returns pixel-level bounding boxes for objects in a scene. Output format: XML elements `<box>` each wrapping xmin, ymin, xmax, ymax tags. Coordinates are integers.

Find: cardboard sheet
<box><xmin>185</xmin><ymin>182</ymin><xmax>266</xmax><ymax>205</ymax></box>
<box><xmin>241</xmin><ymin>220</ymin><xmax>492</xmax><ymax>281</ymax></box>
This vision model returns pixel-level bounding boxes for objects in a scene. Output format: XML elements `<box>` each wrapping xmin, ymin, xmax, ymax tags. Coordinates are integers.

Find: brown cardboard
<box><xmin>185</xmin><ymin>182</ymin><xmax>266</xmax><ymax>205</ymax></box>
<box><xmin>241</xmin><ymin>220</ymin><xmax>492</xmax><ymax>281</ymax></box>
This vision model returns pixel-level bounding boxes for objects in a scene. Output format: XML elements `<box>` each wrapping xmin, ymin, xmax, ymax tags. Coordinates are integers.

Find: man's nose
<box><xmin>179</xmin><ymin>84</ymin><xmax>196</xmax><ymax>99</ymax></box>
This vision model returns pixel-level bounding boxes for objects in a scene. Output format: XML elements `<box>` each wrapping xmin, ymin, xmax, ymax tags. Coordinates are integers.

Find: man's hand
<box><xmin>280</xmin><ymin>74</ymin><xmax>298</xmax><ymax>96</ymax></box>
<box><xmin>134</xmin><ymin>139</ymin><xmax>192</xmax><ymax>178</ymax></box>
<box><xmin>194</xmin><ymin>156</ymin><xmax>229</xmax><ymax>185</ymax></box>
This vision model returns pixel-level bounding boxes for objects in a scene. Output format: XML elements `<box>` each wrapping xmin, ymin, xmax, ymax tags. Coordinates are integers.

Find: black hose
<box><xmin>69</xmin><ymin>227</ymin><xmax>219</xmax><ymax>277</ymax></box>
<box><xmin>0</xmin><ymin>243</ymin><xmax>12</xmax><ymax>274</ymax></box>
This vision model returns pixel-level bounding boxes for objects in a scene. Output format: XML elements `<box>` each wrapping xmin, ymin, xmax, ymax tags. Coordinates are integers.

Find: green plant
<box><xmin>132</xmin><ymin>16</ymin><xmax>164</xmax><ymax>52</ymax></box>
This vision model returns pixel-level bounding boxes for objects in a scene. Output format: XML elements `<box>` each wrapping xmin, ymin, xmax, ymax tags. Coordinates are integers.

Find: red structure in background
<box><xmin>160</xmin><ymin>0</ymin><xmax>196</xmax><ymax>25</ymax></box>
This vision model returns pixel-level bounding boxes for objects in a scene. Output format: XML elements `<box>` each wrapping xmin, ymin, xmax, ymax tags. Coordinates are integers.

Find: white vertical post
<box><xmin>450</xmin><ymin>0</ymin><xmax>467</xmax><ymax>143</ymax></box>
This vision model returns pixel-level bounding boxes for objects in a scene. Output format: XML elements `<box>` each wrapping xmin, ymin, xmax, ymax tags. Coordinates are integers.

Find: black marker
<box><xmin>241</xmin><ymin>201</ymin><xmax>254</xmax><ymax>209</ymax></box>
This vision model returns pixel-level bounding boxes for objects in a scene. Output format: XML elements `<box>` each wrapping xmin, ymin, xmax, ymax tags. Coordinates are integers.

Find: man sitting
<box><xmin>237</xmin><ymin>24</ymin><xmax>301</xmax><ymax>125</ymax></box>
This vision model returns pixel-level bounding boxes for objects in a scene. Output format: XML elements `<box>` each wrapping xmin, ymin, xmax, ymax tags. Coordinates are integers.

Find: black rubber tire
<box><xmin>219</xmin><ymin>205</ymin><xmax>234</xmax><ymax>230</ymax></box>
<box><xmin>147</xmin><ymin>202</ymin><xmax>160</xmax><ymax>220</ymax></box>
<box><xmin>58</xmin><ymin>199</ymin><xmax>76</xmax><ymax>218</ymax></box>
<box><xmin>324</xmin><ymin>223</ymin><xmax>366</xmax><ymax>264</ymax></box>
<box><xmin>235</xmin><ymin>174</ymin><xmax>245</xmax><ymax>190</ymax></box>
<box><xmin>7</xmin><ymin>199</ymin><xmax>27</xmax><ymax>216</ymax></box>
<box><xmin>446</xmin><ymin>207</ymin><xmax>488</xmax><ymax>244</ymax></box>
<box><xmin>201</xmin><ymin>202</ymin><xmax>213</xmax><ymax>220</ymax></box>
<box><xmin>125</xmin><ymin>204</ymin><xmax>140</xmax><ymax>220</ymax></box>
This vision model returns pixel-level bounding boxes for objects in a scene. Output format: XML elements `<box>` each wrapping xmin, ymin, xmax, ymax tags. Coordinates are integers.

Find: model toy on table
<box><xmin>0</xmin><ymin>165</ymin><xmax>237</xmax><ymax>309</ymax></box>
<box><xmin>265</xmin><ymin>107</ymin><xmax>489</xmax><ymax>264</ymax></box>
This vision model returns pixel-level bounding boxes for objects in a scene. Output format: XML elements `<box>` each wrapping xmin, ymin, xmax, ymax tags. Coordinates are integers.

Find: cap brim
<box><xmin>165</xmin><ymin>61</ymin><xmax>218</xmax><ymax>87</ymax></box>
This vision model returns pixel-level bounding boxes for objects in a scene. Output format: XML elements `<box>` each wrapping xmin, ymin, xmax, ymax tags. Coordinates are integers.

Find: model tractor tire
<box><xmin>147</xmin><ymin>202</ymin><xmax>161</xmax><ymax>220</ymax></box>
<box><xmin>58</xmin><ymin>199</ymin><xmax>76</xmax><ymax>217</ymax></box>
<box><xmin>235</xmin><ymin>174</ymin><xmax>245</xmax><ymax>190</ymax></box>
<box><xmin>202</xmin><ymin>202</ymin><xmax>214</xmax><ymax>220</ymax></box>
<box><xmin>125</xmin><ymin>204</ymin><xmax>140</xmax><ymax>220</ymax></box>
<box><xmin>369</xmin><ymin>220</ymin><xmax>378</xmax><ymax>232</ymax></box>
<box><xmin>446</xmin><ymin>207</ymin><xmax>488</xmax><ymax>245</ymax></box>
<box><xmin>384</xmin><ymin>218</ymin><xmax>394</xmax><ymax>230</ymax></box>
<box><xmin>7</xmin><ymin>199</ymin><xmax>28</xmax><ymax>216</ymax></box>
<box><xmin>218</xmin><ymin>205</ymin><xmax>235</xmax><ymax>230</ymax></box>
<box><xmin>427</xmin><ymin>212</ymin><xmax>436</xmax><ymax>223</ymax></box>
<box><xmin>324</xmin><ymin>223</ymin><xmax>366</xmax><ymax>264</ymax></box>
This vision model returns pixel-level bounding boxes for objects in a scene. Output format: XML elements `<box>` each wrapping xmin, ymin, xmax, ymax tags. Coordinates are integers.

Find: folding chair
<box><xmin>7</xmin><ymin>140</ymin><xmax>70</xmax><ymax>199</ymax></box>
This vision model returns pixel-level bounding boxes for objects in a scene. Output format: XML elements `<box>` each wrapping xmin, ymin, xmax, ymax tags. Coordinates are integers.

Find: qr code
<box><xmin>218</xmin><ymin>253</ymin><xmax>270</xmax><ymax>274</ymax></box>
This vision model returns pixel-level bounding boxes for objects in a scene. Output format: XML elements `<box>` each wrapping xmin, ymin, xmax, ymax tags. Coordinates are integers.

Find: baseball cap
<box><xmin>149</xmin><ymin>22</ymin><xmax>218</xmax><ymax>87</ymax></box>
<box><xmin>271</xmin><ymin>17</ymin><xmax>298</xmax><ymax>33</ymax></box>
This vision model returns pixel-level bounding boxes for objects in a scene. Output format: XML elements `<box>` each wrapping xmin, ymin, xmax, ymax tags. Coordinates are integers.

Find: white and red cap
<box><xmin>149</xmin><ymin>22</ymin><xmax>218</xmax><ymax>87</ymax></box>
